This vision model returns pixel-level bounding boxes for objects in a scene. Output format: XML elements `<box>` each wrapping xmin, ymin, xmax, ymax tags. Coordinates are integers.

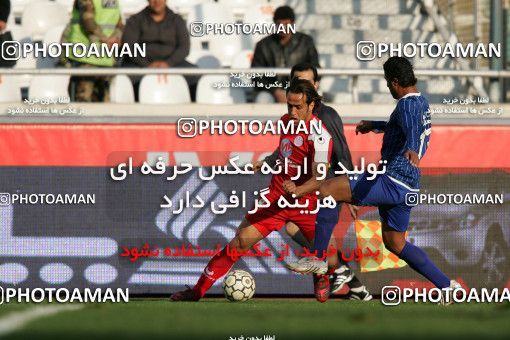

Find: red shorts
<box><xmin>245</xmin><ymin>199</ymin><xmax>317</xmax><ymax>241</ymax></box>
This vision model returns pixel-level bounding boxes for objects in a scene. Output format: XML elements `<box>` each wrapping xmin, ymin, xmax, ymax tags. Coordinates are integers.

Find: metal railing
<box><xmin>2</xmin><ymin>68</ymin><xmax>510</xmax><ymax>103</ymax></box>
<box><xmin>422</xmin><ymin>0</ymin><xmax>490</xmax><ymax>98</ymax></box>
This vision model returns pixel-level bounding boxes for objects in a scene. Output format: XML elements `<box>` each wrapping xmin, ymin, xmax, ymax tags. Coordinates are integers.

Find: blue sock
<box><xmin>398</xmin><ymin>242</ymin><xmax>450</xmax><ymax>288</ymax></box>
<box><xmin>312</xmin><ymin>205</ymin><xmax>340</xmax><ymax>258</ymax></box>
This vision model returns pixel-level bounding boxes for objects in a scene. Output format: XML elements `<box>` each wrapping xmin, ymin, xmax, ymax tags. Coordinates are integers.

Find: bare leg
<box><xmin>319</xmin><ymin>175</ymin><xmax>353</xmax><ymax>202</ymax></box>
<box><xmin>285</xmin><ymin>222</ymin><xmax>312</xmax><ymax>248</ymax></box>
<box><xmin>381</xmin><ymin>222</ymin><xmax>406</xmax><ymax>254</ymax></box>
<box><xmin>381</xmin><ymin>222</ymin><xmax>451</xmax><ymax>289</ymax></box>
<box><xmin>189</xmin><ymin>219</ymin><xmax>265</xmax><ymax>298</ymax></box>
<box><xmin>231</xmin><ymin>218</ymin><xmax>266</xmax><ymax>251</ymax></box>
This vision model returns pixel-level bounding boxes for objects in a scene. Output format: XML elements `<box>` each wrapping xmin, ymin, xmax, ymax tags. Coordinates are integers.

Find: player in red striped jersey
<box><xmin>171</xmin><ymin>79</ymin><xmax>333</xmax><ymax>301</ymax></box>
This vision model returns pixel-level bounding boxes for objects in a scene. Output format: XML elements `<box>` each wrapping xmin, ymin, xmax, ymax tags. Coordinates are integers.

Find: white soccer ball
<box><xmin>222</xmin><ymin>270</ymin><xmax>255</xmax><ymax>302</ymax></box>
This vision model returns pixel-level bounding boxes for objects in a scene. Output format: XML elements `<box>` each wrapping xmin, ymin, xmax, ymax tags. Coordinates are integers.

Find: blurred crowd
<box><xmin>0</xmin><ymin>0</ymin><xmax>320</xmax><ymax>103</ymax></box>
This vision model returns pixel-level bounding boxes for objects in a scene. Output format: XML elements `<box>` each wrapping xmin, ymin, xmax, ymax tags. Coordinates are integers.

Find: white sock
<box><xmin>336</xmin><ymin>265</ymin><xmax>349</xmax><ymax>272</ymax></box>
<box><xmin>350</xmin><ymin>286</ymin><xmax>365</xmax><ymax>293</ymax></box>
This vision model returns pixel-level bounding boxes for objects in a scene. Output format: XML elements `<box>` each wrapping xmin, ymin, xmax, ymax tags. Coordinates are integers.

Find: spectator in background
<box><xmin>0</xmin><ymin>0</ymin><xmax>9</xmax><ymax>32</ymax></box>
<box><xmin>122</xmin><ymin>0</ymin><xmax>197</xmax><ymax>101</ymax></box>
<box><xmin>61</xmin><ymin>0</ymin><xmax>124</xmax><ymax>102</ymax></box>
<box><xmin>251</xmin><ymin>5</ymin><xmax>319</xmax><ymax>103</ymax></box>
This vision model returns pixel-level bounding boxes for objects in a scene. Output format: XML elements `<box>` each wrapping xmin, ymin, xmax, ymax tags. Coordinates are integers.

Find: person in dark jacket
<box><xmin>0</xmin><ymin>0</ymin><xmax>15</xmax><ymax>68</ymax></box>
<box><xmin>257</xmin><ymin>63</ymin><xmax>372</xmax><ymax>302</ymax></box>
<box><xmin>251</xmin><ymin>6</ymin><xmax>319</xmax><ymax>103</ymax></box>
<box><xmin>122</xmin><ymin>0</ymin><xmax>197</xmax><ymax>100</ymax></box>
<box><xmin>0</xmin><ymin>0</ymin><xmax>10</xmax><ymax>32</ymax></box>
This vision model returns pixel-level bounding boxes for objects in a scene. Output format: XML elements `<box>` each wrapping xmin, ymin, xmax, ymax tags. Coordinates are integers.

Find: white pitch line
<box><xmin>0</xmin><ymin>304</ymin><xmax>83</xmax><ymax>336</ymax></box>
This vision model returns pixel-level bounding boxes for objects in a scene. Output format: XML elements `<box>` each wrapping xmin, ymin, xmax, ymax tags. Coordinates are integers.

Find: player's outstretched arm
<box><xmin>355</xmin><ymin>120</ymin><xmax>387</xmax><ymax>134</ymax></box>
<box><xmin>319</xmin><ymin>175</ymin><xmax>353</xmax><ymax>202</ymax></box>
<box><xmin>355</xmin><ymin>120</ymin><xmax>372</xmax><ymax>134</ymax></box>
<box><xmin>254</xmin><ymin>148</ymin><xmax>279</xmax><ymax>172</ymax></box>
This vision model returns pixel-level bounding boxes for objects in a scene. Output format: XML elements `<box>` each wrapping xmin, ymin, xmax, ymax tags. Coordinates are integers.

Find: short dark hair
<box><xmin>290</xmin><ymin>62</ymin><xmax>319</xmax><ymax>82</ymax></box>
<box><xmin>286</xmin><ymin>78</ymin><xmax>322</xmax><ymax>106</ymax></box>
<box><xmin>274</xmin><ymin>6</ymin><xmax>295</xmax><ymax>22</ymax></box>
<box><xmin>383</xmin><ymin>57</ymin><xmax>417</xmax><ymax>87</ymax></box>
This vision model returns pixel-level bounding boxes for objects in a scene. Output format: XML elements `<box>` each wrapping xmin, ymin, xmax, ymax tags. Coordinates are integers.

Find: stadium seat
<box><xmin>22</xmin><ymin>1</ymin><xmax>69</xmax><ymax>41</ymax></box>
<box><xmin>254</xmin><ymin>91</ymin><xmax>275</xmax><ymax>103</ymax></box>
<box><xmin>187</xmin><ymin>3</ymin><xmax>235</xmax><ymax>40</ymax></box>
<box><xmin>170</xmin><ymin>0</ymin><xmax>211</xmax><ymax>6</ymax></box>
<box><xmin>37</xmin><ymin>25</ymin><xmax>66</xmax><ymax>68</ymax></box>
<box><xmin>169</xmin><ymin>0</ymin><xmax>211</xmax><ymax>18</ymax></box>
<box><xmin>8</xmin><ymin>25</ymin><xmax>31</xmax><ymax>86</ymax></box>
<box><xmin>218</xmin><ymin>0</ymin><xmax>260</xmax><ymax>17</ymax></box>
<box><xmin>14</xmin><ymin>49</ymin><xmax>37</xmax><ymax>89</ymax></box>
<box><xmin>189</xmin><ymin>35</ymin><xmax>204</xmax><ymax>55</ymax></box>
<box><xmin>187</xmin><ymin>3</ymin><xmax>242</xmax><ymax>66</ymax></box>
<box><xmin>230</xmin><ymin>50</ymin><xmax>254</xmax><ymax>86</ymax></box>
<box><xmin>28</xmin><ymin>75</ymin><xmax>70</xmax><ymax>100</ymax></box>
<box><xmin>187</xmin><ymin>51</ymin><xmax>221</xmax><ymax>68</ymax></box>
<box><xmin>171</xmin><ymin>0</ymin><xmax>212</xmax><ymax>5</ymax></box>
<box><xmin>242</xmin><ymin>3</ymin><xmax>276</xmax><ymax>47</ymax></box>
<box><xmin>54</xmin><ymin>0</ymin><xmax>75</xmax><ymax>12</ymax></box>
<box><xmin>109</xmin><ymin>75</ymin><xmax>135</xmax><ymax>104</ymax></box>
<box><xmin>230</xmin><ymin>50</ymin><xmax>254</xmax><ymax>68</ymax></box>
<box><xmin>42</xmin><ymin>24</ymin><xmax>66</xmax><ymax>45</ymax></box>
<box><xmin>9</xmin><ymin>24</ymin><xmax>31</xmax><ymax>43</ymax></box>
<box><xmin>11</xmin><ymin>0</ymin><xmax>32</xmax><ymax>17</ymax></box>
<box><xmin>7</xmin><ymin>9</ymin><xmax>17</xmax><ymax>27</ymax></box>
<box><xmin>209</xmin><ymin>35</ymin><xmax>242</xmax><ymax>67</ymax></box>
<box><xmin>243</xmin><ymin>3</ymin><xmax>275</xmax><ymax>24</ymax></box>
<box><xmin>139</xmin><ymin>75</ymin><xmax>191</xmax><ymax>104</ymax></box>
<box><xmin>319</xmin><ymin>76</ymin><xmax>352</xmax><ymax>104</ymax></box>
<box><xmin>196</xmin><ymin>75</ymin><xmax>246</xmax><ymax>104</ymax></box>
<box><xmin>267</xmin><ymin>0</ymin><xmax>286</xmax><ymax>6</ymax></box>
<box><xmin>0</xmin><ymin>76</ymin><xmax>22</xmax><ymax>103</ymax></box>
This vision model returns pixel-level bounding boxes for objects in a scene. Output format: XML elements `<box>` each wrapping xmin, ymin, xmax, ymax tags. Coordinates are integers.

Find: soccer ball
<box><xmin>222</xmin><ymin>270</ymin><xmax>255</xmax><ymax>302</ymax></box>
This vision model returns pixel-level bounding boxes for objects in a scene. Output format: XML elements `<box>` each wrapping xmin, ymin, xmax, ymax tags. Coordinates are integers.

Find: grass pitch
<box><xmin>1</xmin><ymin>298</ymin><xmax>509</xmax><ymax>339</ymax></box>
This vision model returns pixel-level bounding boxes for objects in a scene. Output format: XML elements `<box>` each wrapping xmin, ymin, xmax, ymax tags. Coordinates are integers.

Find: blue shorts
<box><xmin>349</xmin><ymin>173</ymin><xmax>417</xmax><ymax>232</ymax></box>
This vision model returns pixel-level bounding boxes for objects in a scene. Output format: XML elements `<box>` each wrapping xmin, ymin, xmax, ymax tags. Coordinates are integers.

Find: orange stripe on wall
<box><xmin>0</xmin><ymin>124</ymin><xmax>508</xmax><ymax>167</ymax></box>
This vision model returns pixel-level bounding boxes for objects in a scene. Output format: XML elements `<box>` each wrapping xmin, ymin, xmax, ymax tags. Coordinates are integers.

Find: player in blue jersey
<box><xmin>287</xmin><ymin>57</ymin><xmax>460</xmax><ymax>297</ymax></box>
<box><xmin>262</xmin><ymin>63</ymin><xmax>372</xmax><ymax>302</ymax></box>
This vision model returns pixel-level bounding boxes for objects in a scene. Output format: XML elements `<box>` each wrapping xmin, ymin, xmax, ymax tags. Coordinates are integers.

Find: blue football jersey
<box><xmin>375</xmin><ymin>93</ymin><xmax>431</xmax><ymax>189</ymax></box>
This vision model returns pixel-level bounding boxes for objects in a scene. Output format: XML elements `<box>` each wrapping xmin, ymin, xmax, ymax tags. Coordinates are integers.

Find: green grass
<box><xmin>2</xmin><ymin>298</ymin><xmax>510</xmax><ymax>339</ymax></box>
